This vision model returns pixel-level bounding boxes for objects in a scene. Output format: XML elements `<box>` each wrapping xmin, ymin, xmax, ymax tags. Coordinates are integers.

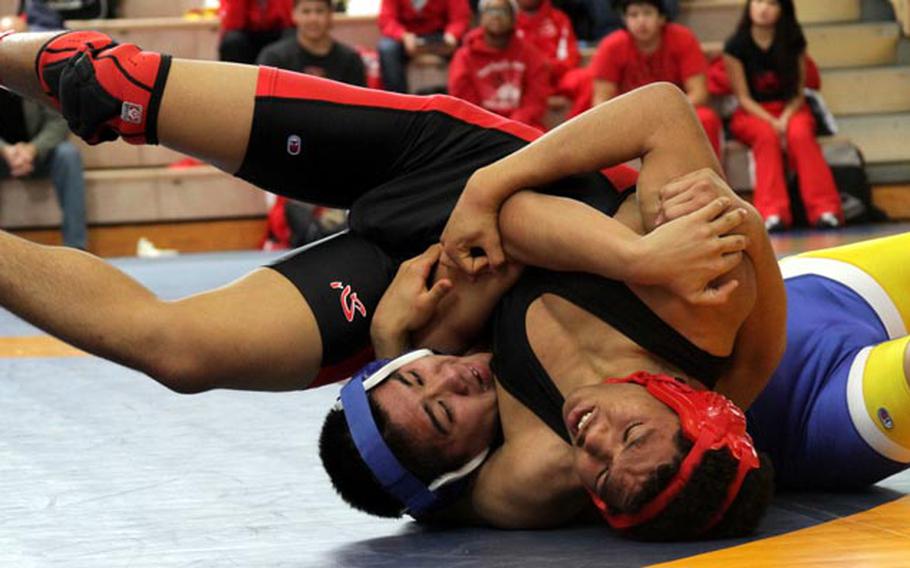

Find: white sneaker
<box><xmin>764</xmin><ymin>215</ymin><xmax>785</xmax><ymax>233</ymax></box>
<box><xmin>815</xmin><ymin>212</ymin><xmax>841</xmax><ymax>230</ymax></box>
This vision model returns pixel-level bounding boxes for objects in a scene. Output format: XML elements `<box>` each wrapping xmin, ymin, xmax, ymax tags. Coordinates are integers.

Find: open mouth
<box><xmin>468</xmin><ymin>363</ymin><xmax>493</xmax><ymax>391</ymax></box>
<box><xmin>564</xmin><ymin>403</ymin><xmax>598</xmax><ymax>445</ymax></box>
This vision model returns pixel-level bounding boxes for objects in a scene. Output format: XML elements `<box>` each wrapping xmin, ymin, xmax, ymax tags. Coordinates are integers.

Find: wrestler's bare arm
<box><xmin>445</xmin><ymin>84</ymin><xmax>746</xmax><ymax>305</ymax></box>
<box><xmin>656</xmin><ymin>170</ymin><xmax>787</xmax><ymax>407</ymax></box>
<box><xmin>443</xmin><ymin>83</ymin><xmax>721</xmax><ymax>256</ymax></box>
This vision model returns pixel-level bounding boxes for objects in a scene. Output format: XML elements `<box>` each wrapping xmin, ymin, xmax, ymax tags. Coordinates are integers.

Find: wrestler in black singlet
<box><xmin>234</xmin><ymin>68</ymin><xmax>634</xmax><ymax>377</ymax></box>
<box><xmin>491</xmin><ymin>267</ymin><xmax>731</xmax><ymax>441</ymax></box>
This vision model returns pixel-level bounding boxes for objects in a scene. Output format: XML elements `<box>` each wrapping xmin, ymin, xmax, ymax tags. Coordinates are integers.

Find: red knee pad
<box><xmin>36</xmin><ymin>31</ymin><xmax>171</xmax><ymax>145</ymax></box>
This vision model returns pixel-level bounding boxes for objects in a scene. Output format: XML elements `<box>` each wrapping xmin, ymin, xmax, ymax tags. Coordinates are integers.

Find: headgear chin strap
<box><xmin>589</xmin><ymin>371</ymin><xmax>760</xmax><ymax>534</ymax></box>
<box><xmin>335</xmin><ymin>349</ymin><xmax>490</xmax><ymax>518</ymax></box>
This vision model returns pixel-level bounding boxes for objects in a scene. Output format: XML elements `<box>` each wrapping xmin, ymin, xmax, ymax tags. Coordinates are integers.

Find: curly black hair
<box><xmin>606</xmin><ymin>430</ymin><xmax>775</xmax><ymax>540</ymax></box>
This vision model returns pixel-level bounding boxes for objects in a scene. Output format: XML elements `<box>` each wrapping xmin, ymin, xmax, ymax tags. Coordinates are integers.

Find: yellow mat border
<box><xmin>651</xmin><ymin>496</ymin><xmax>910</xmax><ymax>567</ymax></box>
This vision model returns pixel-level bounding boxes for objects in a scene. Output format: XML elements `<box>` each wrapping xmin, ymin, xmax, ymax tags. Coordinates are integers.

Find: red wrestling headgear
<box><xmin>588</xmin><ymin>371</ymin><xmax>760</xmax><ymax>533</ymax></box>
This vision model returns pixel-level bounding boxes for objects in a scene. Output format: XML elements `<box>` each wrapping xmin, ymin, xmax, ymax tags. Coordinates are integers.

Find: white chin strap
<box><xmin>336</xmin><ymin>348</ymin><xmax>492</xmax><ymax>493</ymax></box>
<box><xmin>428</xmin><ymin>448</ymin><xmax>490</xmax><ymax>491</ymax></box>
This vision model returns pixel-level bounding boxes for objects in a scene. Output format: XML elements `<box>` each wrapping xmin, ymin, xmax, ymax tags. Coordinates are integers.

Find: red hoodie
<box><xmin>448</xmin><ymin>28</ymin><xmax>550</xmax><ymax>129</ymax></box>
<box><xmin>516</xmin><ymin>0</ymin><xmax>580</xmax><ymax>83</ymax></box>
<box><xmin>220</xmin><ymin>0</ymin><xmax>294</xmax><ymax>33</ymax></box>
<box><xmin>379</xmin><ymin>0</ymin><xmax>472</xmax><ymax>40</ymax></box>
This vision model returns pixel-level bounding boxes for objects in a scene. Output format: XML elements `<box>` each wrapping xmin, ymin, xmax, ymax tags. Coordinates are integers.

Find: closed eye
<box><xmin>438</xmin><ymin>399</ymin><xmax>453</xmax><ymax>423</ymax></box>
<box><xmin>423</xmin><ymin>402</ymin><xmax>448</xmax><ymax>435</ymax></box>
<box><xmin>623</xmin><ymin>422</ymin><xmax>642</xmax><ymax>444</ymax></box>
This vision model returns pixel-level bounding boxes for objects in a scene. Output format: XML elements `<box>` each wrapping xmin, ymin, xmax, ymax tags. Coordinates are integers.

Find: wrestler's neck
<box><xmin>526</xmin><ymin>294</ymin><xmax>709</xmax><ymax>395</ymax></box>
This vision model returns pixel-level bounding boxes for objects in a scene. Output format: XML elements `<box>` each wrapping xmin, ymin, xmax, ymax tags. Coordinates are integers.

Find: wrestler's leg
<box><xmin>0</xmin><ymin>31</ymin><xmax>478</xmax><ymax>191</ymax></box>
<box><xmin>0</xmin><ymin>227</ymin><xmax>393</xmax><ymax>392</ymax></box>
<box><xmin>839</xmin><ymin>335</ymin><xmax>910</xmax><ymax>484</ymax></box>
<box><xmin>790</xmin><ymin>232</ymin><xmax>910</xmax><ymax>332</ymax></box>
<box><xmin>0</xmin><ymin>228</ymin><xmax>323</xmax><ymax>392</ymax></box>
<box><xmin>787</xmin><ymin>336</ymin><xmax>910</xmax><ymax>490</ymax></box>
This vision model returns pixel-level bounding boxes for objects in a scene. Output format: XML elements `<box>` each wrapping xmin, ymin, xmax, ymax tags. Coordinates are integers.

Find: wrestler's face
<box><xmin>564</xmin><ymin>382</ymin><xmax>681</xmax><ymax>511</ymax></box>
<box><xmin>749</xmin><ymin>0</ymin><xmax>781</xmax><ymax>28</ymax></box>
<box><xmin>623</xmin><ymin>3</ymin><xmax>666</xmax><ymax>45</ymax></box>
<box><xmin>371</xmin><ymin>353</ymin><xmax>498</xmax><ymax>465</ymax></box>
<box><xmin>481</xmin><ymin>0</ymin><xmax>516</xmax><ymax>37</ymax></box>
<box><xmin>294</xmin><ymin>0</ymin><xmax>333</xmax><ymax>42</ymax></box>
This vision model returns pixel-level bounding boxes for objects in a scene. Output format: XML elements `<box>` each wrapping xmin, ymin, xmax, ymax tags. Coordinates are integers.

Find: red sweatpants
<box><xmin>729</xmin><ymin>101</ymin><xmax>843</xmax><ymax>226</ymax></box>
<box><xmin>695</xmin><ymin>105</ymin><xmax>722</xmax><ymax>160</ymax></box>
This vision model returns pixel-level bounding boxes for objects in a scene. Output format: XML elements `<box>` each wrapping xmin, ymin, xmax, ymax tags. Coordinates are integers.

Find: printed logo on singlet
<box><xmin>287</xmin><ymin>134</ymin><xmax>302</xmax><ymax>156</ymax></box>
<box><xmin>878</xmin><ymin>407</ymin><xmax>895</xmax><ymax>430</ymax></box>
<box><xmin>121</xmin><ymin>102</ymin><xmax>143</xmax><ymax>124</ymax></box>
<box><xmin>330</xmin><ymin>281</ymin><xmax>367</xmax><ymax>323</ymax></box>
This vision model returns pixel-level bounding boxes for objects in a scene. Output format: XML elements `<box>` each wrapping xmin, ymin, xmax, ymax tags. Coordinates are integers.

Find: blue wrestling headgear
<box><xmin>334</xmin><ymin>349</ymin><xmax>490</xmax><ymax>517</ymax></box>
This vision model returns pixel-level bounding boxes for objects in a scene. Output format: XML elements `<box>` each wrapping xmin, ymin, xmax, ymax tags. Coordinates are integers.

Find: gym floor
<box><xmin>2</xmin><ymin>223</ymin><xmax>909</xmax><ymax>567</ymax></box>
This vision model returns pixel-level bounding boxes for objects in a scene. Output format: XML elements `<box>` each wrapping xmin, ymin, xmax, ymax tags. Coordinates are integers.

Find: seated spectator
<box><xmin>219</xmin><ymin>0</ymin><xmax>295</xmax><ymax>64</ymax></box>
<box><xmin>257</xmin><ymin>0</ymin><xmax>366</xmax><ymax>86</ymax></box>
<box><xmin>448</xmin><ymin>0</ymin><xmax>550</xmax><ymax>129</ymax></box>
<box><xmin>0</xmin><ymin>14</ymin><xmax>86</xmax><ymax>249</ymax></box>
<box><xmin>377</xmin><ymin>0</ymin><xmax>471</xmax><ymax>92</ymax></box>
<box><xmin>724</xmin><ymin>0</ymin><xmax>843</xmax><ymax>231</ymax></box>
<box><xmin>516</xmin><ymin>0</ymin><xmax>591</xmax><ymax>118</ymax></box>
<box><xmin>590</xmin><ymin>0</ymin><xmax>722</xmax><ymax>157</ymax></box>
<box><xmin>17</xmin><ymin>0</ymin><xmax>114</xmax><ymax>31</ymax></box>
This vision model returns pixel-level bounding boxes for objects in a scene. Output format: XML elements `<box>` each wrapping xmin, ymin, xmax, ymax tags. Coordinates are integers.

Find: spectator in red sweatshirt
<box><xmin>515</xmin><ymin>0</ymin><xmax>591</xmax><ymax>118</ymax></box>
<box><xmin>219</xmin><ymin>0</ymin><xmax>295</xmax><ymax>64</ymax></box>
<box><xmin>378</xmin><ymin>0</ymin><xmax>471</xmax><ymax>92</ymax></box>
<box><xmin>448</xmin><ymin>0</ymin><xmax>550</xmax><ymax>129</ymax></box>
<box><xmin>590</xmin><ymin>0</ymin><xmax>723</xmax><ymax>157</ymax></box>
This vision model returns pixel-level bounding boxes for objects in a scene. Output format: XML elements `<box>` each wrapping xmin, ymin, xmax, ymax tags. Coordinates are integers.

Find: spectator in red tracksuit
<box><xmin>515</xmin><ymin>0</ymin><xmax>591</xmax><ymax>118</ymax></box>
<box><xmin>219</xmin><ymin>0</ymin><xmax>295</xmax><ymax>64</ymax></box>
<box><xmin>724</xmin><ymin>0</ymin><xmax>842</xmax><ymax>231</ymax></box>
<box><xmin>378</xmin><ymin>0</ymin><xmax>471</xmax><ymax>92</ymax></box>
<box><xmin>448</xmin><ymin>0</ymin><xmax>550</xmax><ymax>130</ymax></box>
<box><xmin>590</xmin><ymin>0</ymin><xmax>722</xmax><ymax>158</ymax></box>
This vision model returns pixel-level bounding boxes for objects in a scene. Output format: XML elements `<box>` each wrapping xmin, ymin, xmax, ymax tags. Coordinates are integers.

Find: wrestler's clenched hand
<box><xmin>371</xmin><ymin>244</ymin><xmax>453</xmax><ymax>357</ymax></box>
<box><xmin>636</xmin><ymin>197</ymin><xmax>750</xmax><ymax>306</ymax></box>
<box><xmin>441</xmin><ymin>169</ymin><xmax>508</xmax><ymax>276</ymax></box>
<box><xmin>655</xmin><ymin>168</ymin><xmax>742</xmax><ymax>226</ymax></box>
